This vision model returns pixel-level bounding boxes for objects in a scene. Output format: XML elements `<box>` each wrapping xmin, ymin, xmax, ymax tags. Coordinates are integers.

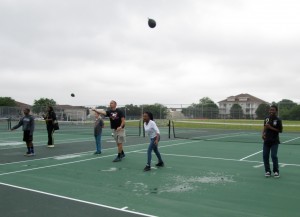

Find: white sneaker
<box><xmin>47</xmin><ymin>145</ymin><xmax>55</xmax><ymax>148</ymax></box>
<box><xmin>265</xmin><ymin>172</ymin><xmax>271</xmax><ymax>177</ymax></box>
<box><xmin>274</xmin><ymin>172</ymin><xmax>280</xmax><ymax>178</ymax></box>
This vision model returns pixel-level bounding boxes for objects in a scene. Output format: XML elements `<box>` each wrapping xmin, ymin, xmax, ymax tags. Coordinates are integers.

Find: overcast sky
<box><xmin>1</xmin><ymin>0</ymin><xmax>299</xmax><ymax>106</ymax></box>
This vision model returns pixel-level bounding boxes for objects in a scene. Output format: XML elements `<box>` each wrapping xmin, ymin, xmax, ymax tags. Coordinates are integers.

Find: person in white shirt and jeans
<box><xmin>143</xmin><ymin>112</ymin><xmax>164</xmax><ymax>172</ymax></box>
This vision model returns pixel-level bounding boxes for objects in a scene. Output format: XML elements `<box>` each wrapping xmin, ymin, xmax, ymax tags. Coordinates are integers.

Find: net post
<box><xmin>172</xmin><ymin>120</ymin><xmax>175</xmax><ymax>138</ymax></box>
<box><xmin>168</xmin><ymin>120</ymin><xmax>171</xmax><ymax>139</ymax></box>
<box><xmin>142</xmin><ymin>120</ymin><xmax>145</xmax><ymax>137</ymax></box>
<box><xmin>139</xmin><ymin>119</ymin><xmax>142</xmax><ymax>136</ymax></box>
<box><xmin>8</xmin><ymin>118</ymin><xmax>11</xmax><ymax>130</ymax></box>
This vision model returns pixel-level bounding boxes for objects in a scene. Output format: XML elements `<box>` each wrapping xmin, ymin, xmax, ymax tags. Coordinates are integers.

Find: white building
<box><xmin>218</xmin><ymin>93</ymin><xmax>268</xmax><ymax>119</ymax></box>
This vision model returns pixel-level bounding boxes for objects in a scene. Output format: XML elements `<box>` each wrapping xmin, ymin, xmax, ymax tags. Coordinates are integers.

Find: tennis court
<box><xmin>1</xmin><ymin>120</ymin><xmax>300</xmax><ymax>217</ymax></box>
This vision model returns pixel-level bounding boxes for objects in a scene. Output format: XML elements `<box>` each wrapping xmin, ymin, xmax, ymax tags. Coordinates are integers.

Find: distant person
<box><xmin>94</xmin><ymin>111</ymin><xmax>104</xmax><ymax>155</ymax></box>
<box><xmin>93</xmin><ymin>100</ymin><xmax>126</xmax><ymax>162</ymax></box>
<box><xmin>262</xmin><ymin>105</ymin><xmax>283</xmax><ymax>178</ymax></box>
<box><xmin>11</xmin><ymin>108</ymin><xmax>35</xmax><ymax>156</ymax></box>
<box><xmin>143</xmin><ymin>112</ymin><xmax>164</xmax><ymax>172</ymax></box>
<box><xmin>43</xmin><ymin>106</ymin><xmax>57</xmax><ymax>148</ymax></box>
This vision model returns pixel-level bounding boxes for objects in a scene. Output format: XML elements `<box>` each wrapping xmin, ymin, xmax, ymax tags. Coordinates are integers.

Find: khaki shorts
<box><xmin>113</xmin><ymin>129</ymin><xmax>126</xmax><ymax>144</ymax></box>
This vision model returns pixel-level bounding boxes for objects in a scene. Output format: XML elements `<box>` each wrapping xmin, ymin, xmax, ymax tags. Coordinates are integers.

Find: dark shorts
<box><xmin>23</xmin><ymin>130</ymin><xmax>33</xmax><ymax>142</ymax></box>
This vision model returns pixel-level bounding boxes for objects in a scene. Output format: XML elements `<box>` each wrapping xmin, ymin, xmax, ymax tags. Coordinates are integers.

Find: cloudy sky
<box><xmin>1</xmin><ymin>0</ymin><xmax>299</xmax><ymax>106</ymax></box>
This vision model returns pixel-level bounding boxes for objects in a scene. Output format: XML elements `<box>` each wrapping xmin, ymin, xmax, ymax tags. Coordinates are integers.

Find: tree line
<box><xmin>1</xmin><ymin>96</ymin><xmax>299</xmax><ymax>120</ymax></box>
<box><xmin>0</xmin><ymin>97</ymin><xmax>169</xmax><ymax>120</ymax></box>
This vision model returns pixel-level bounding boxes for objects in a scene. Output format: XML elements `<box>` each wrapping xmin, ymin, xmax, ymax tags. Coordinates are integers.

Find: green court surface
<box><xmin>1</xmin><ymin>127</ymin><xmax>300</xmax><ymax>217</ymax></box>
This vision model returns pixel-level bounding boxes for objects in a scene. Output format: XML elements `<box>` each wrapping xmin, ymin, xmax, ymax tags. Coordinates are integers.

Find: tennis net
<box><xmin>10</xmin><ymin>119</ymin><xmax>142</xmax><ymax>137</ymax></box>
<box><xmin>0</xmin><ymin>118</ymin><xmax>11</xmax><ymax>131</ymax></box>
<box><xmin>171</xmin><ymin>120</ymin><xmax>300</xmax><ymax>145</ymax></box>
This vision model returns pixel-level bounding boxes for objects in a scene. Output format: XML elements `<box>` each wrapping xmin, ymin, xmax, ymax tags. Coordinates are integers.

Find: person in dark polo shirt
<box><xmin>262</xmin><ymin>105</ymin><xmax>283</xmax><ymax>178</ymax></box>
<box><xmin>93</xmin><ymin>100</ymin><xmax>126</xmax><ymax>162</ymax></box>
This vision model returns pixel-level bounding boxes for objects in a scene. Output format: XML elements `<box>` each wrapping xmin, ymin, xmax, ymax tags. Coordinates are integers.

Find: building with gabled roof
<box><xmin>218</xmin><ymin>93</ymin><xmax>269</xmax><ymax>119</ymax></box>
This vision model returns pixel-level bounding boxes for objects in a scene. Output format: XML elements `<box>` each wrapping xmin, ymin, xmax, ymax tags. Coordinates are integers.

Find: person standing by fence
<box><xmin>43</xmin><ymin>106</ymin><xmax>57</xmax><ymax>148</ymax></box>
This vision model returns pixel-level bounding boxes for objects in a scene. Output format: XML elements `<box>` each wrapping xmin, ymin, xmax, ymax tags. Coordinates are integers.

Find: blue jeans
<box><xmin>147</xmin><ymin>137</ymin><xmax>163</xmax><ymax>166</ymax></box>
<box><xmin>263</xmin><ymin>143</ymin><xmax>279</xmax><ymax>173</ymax></box>
<box><xmin>95</xmin><ymin>135</ymin><xmax>102</xmax><ymax>152</ymax></box>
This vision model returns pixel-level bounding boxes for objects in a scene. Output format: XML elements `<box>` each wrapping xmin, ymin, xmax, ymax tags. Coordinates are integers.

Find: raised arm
<box><xmin>92</xmin><ymin>109</ymin><xmax>106</xmax><ymax>116</ymax></box>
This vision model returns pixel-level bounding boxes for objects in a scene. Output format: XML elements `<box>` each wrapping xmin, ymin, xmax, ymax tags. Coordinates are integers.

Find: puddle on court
<box><xmin>125</xmin><ymin>172</ymin><xmax>235</xmax><ymax>196</ymax></box>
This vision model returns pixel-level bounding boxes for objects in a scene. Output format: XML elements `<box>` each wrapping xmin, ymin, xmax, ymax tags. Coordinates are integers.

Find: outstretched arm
<box><xmin>92</xmin><ymin>109</ymin><xmax>106</xmax><ymax>116</ymax></box>
<box><xmin>11</xmin><ymin>119</ymin><xmax>23</xmax><ymax>131</ymax></box>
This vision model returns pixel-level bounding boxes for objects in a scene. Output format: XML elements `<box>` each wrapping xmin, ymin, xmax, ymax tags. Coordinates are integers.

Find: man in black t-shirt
<box><xmin>262</xmin><ymin>105</ymin><xmax>283</xmax><ymax>178</ymax></box>
<box><xmin>43</xmin><ymin>106</ymin><xmax>57</xmax><ymax>148</ymax></box>
<box><xmin>94</xmin><ymin>100</ymin><xmax>126</xmax><ymax>162</ymax></box>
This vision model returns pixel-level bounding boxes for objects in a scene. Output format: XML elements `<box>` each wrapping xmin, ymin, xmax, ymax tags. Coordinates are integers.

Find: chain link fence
<box><xmin>1</xmin><ymin>102</ymin><xmax>299</xmax><ymax>121</ymax></box>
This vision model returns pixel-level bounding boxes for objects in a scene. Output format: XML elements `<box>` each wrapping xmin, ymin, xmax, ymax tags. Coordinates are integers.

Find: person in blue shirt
<box><xmin>11</xmin><ymin>108</ymin><xmax>35</xmax><ymax>156</ymax></box>
<box><xmin>94</xmin><ymin>111</ymin><xmax>104</xmax><ymax>154</ymax></box>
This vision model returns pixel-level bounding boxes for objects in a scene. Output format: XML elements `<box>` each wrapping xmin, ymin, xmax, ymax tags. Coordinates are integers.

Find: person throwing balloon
<box><xmin>143</xmin><ymin>111</ymin><xmax>164</xmax><ymax>172</ymax></box>
<box><xmin>93</xmin><ymin>100</ymin><xmax>126</xmax><ymax>162</ymax></box>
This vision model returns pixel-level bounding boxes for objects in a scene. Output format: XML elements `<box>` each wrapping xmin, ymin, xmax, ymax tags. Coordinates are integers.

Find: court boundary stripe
<box><xmin>0</xmin><ymin>182</ymin><xmax>157</xmax><ymax>217</ymax></box>
<box><xmin>239</xmin><ymin>137</ymin><xmax>300</xmax><ymax>161</ymax></box>
<box><xmin>0</xmin><ymin>141</ymin><xmax>199</xmax><ymax>176</ymax></box>
<box><xmin>239</xmin><ymin>150</ymin><xmax>263</xmax><ymax>161</ymax></box>
<box><xmin>0</xmin><ymin>139</ymin><xmax>183</xmax><ymax>166</ymax></box>
<box><xmin>137</xmin><ymin>152</ymin><xmax>300</xmax><ymax>167</ymax></box>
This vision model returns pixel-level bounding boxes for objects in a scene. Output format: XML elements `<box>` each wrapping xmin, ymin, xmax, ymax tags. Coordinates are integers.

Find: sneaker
<box><xmin>144</xmin><ymin>165</ymin><xmax>151</xmax><ymax>172</ymax></box>
<box><xmin>265</xmin><ymin>171</ymin><xmax>271</xmax><ymax>177</ymax></box>
<box><xmin>121</xmin><ymin>152</ymin><xmax>126</xmax><ymax>158</ymax></box>
<box><xmin>155</xmin><ymin>162</ymin><xmax>164</xmax><ymax>167</ymax></box>
<box><xmin>94</xmin><ymin>151</ymin><xmax>101</xmax><ymax>155</ymax></box>
<box><xmin>274</xmin><ymin>172</ymin><xmax>280</xmax><ymax>178</ymax></box>
<box><xmin>47</xmin><ymin>145</ymin><xmax>55</xmax><ymax>148</ymax></box>
<box><xmin>24</xmin><ymin>152</ymin><xmax>31</xmax><ymax>156</ymax></box>
<box><xmin>25</xmin><ymin>153</ymin><xmax>35</xmax><ymax>157</ymax></box>
<box><xmin>112</xmin><ymin>156</ymin><xmax>122</xmax><ymax>162</ymax></box>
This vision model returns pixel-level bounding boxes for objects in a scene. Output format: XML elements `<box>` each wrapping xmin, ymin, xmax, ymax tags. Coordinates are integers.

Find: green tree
<box><xmin>230</xmin><ymin>104</ymin><xmax>243</xmax><ymax>119</ymax></box>
<box><xmin>277</xmin><ymin>99</ymin><xmax>297</xmax><ymax>119</ymax></box>
<box><xmin>255</xmin><ymin>103</ymin><xmax>270</xmax><ymax>119</ymax></box>
<box><xmin>288</xmin><ymin>105</ymin><xmax>300</xmax><ymax>120</ymax></box>
<box><xmin>182</xmin><ymin>97</ymin><xmax>219</xmax><ymax>119</ymax></box>
<box><xmin>123</xmin><ymin>104</ymin><xmax>142</xmax><ymax>119</ymax></box>
<box><xmin>0</xmin><ymin>97</ymin><xmax>17</xmax><ymax>106</ymax></box>
<box><xmin>200</xmin><ymin>97</ymin><xmax>219</xmax><ymax>119</ymax></box>
<box><xmin>32</xmin><ymin>98</ymin><xmax>56</xmax><ymax>114</ymax></box>
<box><xmin>142</xmin><ymin>103</ymin><xmax>168</xmax><ymax>119</ymax></box>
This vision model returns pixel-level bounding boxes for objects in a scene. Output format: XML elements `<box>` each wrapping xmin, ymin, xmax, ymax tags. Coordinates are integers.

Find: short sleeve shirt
<box><xmin>144</xmin><ymin>120</ymin><xmax>160</xmax><ymax>139</ymax></box>
<box><xmin>106</xmin><ymin>109</ymin><xmax>125</xmax><ymax>130</ymax></box>
<box><xmin>94</xmin><ymin>118</ymin><xmax>104</xmax><ymax>136</ymax></box>
<box><xmin>263</xmin><ymin>115</ymin><xmax>283</xmax><ymax>145</ymax></box>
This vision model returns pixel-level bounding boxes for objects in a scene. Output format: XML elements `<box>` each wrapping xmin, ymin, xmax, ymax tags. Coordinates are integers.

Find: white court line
<box><xmin>0</xmin><ymin>140</ymin><xmax>199</xmax><ymax>176</ymax></box>
<box><xmin>0</xmin><ymin>135</ymin><xmax>117</xmax><ymax>150</ymax></box>
<box><xmin>282</xmin><ymin>137</ymin><xmax>300</xmax><ymax>144</ymax></box>
<box><xmin>253</xmin><ymin>164</ymin><xmax>264</xmax><ymax>168</ymax></box>
<box><xmin>238</xmin><ymin>137</ymin><xmax>300</xmax><ymax>161</ymax></box>
<box><xmin>135</xmin><ymin>152</ymin><xmax>300</xmax><ymax>167</ymax></box>
<box><xmin>0</xmin><ymin>139</ymin><xmax>183</xmax><ymax>166</ymax></box>
<box><xmin>0</xmin><ymin>182</ymin><xmax>157</xmax><ymax>217</ymax></box>
<box><xmin>239</xmin><ymin>150</ymin><xmax>263</xmax><ymax>161</ymax></box>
